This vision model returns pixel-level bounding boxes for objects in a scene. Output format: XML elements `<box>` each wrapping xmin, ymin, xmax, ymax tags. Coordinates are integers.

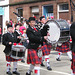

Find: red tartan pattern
<box><xmin>71</xmin><ymin>52</ymin><xmax>75</xmax><ymax>74</ymax></box>
<box><xmin>41</xmin><ymin>42</ymin><xmax>52</xmax><ymax>56</ymax></box>
<box><xmin>6</xmin><ymin>56</ymin><xmax>21</xmax><ymax>62</ymax></box>
<box><xmin>56</xmin><ymin>42</ymin><xmax>70</xmax><ymax>53</ymax></box>
<box><xmin>27</xmin><ymin>49</ymin><xmax>42</xmax><ymax>65</ymax></box>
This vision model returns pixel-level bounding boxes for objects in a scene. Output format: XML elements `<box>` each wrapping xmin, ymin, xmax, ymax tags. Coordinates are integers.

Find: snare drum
<box><xmin>11</xmin><ymin>44</ymin><xmax>26</xmax><ymax>59</ymax></box>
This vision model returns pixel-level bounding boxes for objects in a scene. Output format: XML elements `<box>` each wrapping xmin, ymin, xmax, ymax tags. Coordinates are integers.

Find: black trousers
<box><xmin>0</xmin><ymin>34</ymin><xmax>2</xmax><ymax>42</ymax></box>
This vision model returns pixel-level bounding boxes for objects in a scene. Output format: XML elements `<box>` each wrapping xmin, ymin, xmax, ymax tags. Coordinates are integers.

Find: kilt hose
<box><xmin>71</xmin><ymin>52</ymin><xmax>75</xmax><ymax>74</ymax></box>
<box><xmin>41</xmin><ymin>42</ymin><xmax>52</xmax><ymax>56</ymax></box>
<box><xmin>27</xmin><ymin>48</ymin><xmax>42</xmax><ymax>65</ymax></box>
<box><xmin>56</xmin><ymin>42</ymin><xmax>70</xmax><ymax>53</ymax></box>
<box><xmin>6</xmin><ymin>56</ymin><xmax>22</xmax><ymax>62</ymax></box>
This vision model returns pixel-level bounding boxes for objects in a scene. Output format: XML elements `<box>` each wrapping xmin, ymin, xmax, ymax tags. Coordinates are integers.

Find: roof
<box><xmin>9</xmin><ymin>0</ymin><xmax>55</xmax><ymax>6</ymax></box>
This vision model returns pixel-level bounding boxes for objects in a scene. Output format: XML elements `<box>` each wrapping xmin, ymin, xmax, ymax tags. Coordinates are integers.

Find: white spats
<box><xmin>7</xmin><ymin>62</ymin><xmax>11</xmax><ymax>72</ymax></box>
<box><xmin>34</xmin><ymin>67</ymin><xmax>40</xmax><ymax>75</ymax></box>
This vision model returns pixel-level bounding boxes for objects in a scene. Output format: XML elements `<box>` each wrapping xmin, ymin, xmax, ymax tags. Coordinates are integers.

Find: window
<box><xmin>0</xmin><ymin>0</ymin><xmax>5</xmax><ymax>1</ymax></box>
<box><xmin>59</xmin><ymin>4</ymin><xmax>69</xmax><ymax>11</ymax></box>
<box><xmin>17</xmin><ymin>8</ymin><xmax>23</xmax><ymax>17</ymax></box>
<box><xmin>17</xmin><ymin>8</ymin><xmax>23</xmax><ymax>21</ymax></box>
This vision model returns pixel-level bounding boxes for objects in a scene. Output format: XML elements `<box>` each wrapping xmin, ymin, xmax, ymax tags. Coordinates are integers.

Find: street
<box><xmin>0</xmin><ymin>44</ymin><xmax>71</xmax><ymax>75</ymax></box>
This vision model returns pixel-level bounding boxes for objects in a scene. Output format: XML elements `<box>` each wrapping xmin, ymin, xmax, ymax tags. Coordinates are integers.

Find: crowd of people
<box><xmin>1</xmin><ymin>16</ymin><xmax>75</xmax><ymax>75</ymax></box>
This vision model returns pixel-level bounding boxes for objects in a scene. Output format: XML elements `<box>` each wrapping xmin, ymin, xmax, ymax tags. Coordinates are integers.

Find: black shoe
<box><xmin>41</xmin><ymin>63</ymin><xmax>45</xmax><ymax>67</ymax></box>
<box><xmin>13</xmin><ymin>71</ymin><xmax>20</xmax><ymax>75</ymax></box>
<box><xmin>70</xmin><ymin>59</ymin><xmax>72</xmax><ymax>61</ymax></box>
<box><xmin>56</xmin><ymin>58</ymin><xmax>61</xmax><ymax>61</ymax></box>
<box><xmin>47</xmin><ymin>66</ymin><xmax>52</xmax><ymax>70</ymax></box>
<box><xmin>21</xmin><ymin>59</ymin><xmax>25</xmax><ymax>63</ymax></box>
<box><xmin>6</xmin><ymin>71</ymin><xmax>12</xmax><ymax>75</ymax></box>
<box><xmin>26</xmin><ymin>72</ymin><xmax>31</xmax><ymax>75</ymax></box>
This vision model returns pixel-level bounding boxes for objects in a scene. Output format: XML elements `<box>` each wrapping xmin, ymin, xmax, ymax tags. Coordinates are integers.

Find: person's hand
<box><xmin>17</xmin><ymin>36</ymin><xmax>22</xmax><ymax>39</ymax></box>
<box><xmin>44</xmin><ymin>36</ymin><xmax>48</xmax><ymax>40</ymax></box>
<box><xmin>47</xmin><ymin>32</ymin><xmax>50</xmax><ymax>36</ymax></box>
<box><xmin>27</xmin><ymin>40</ymin><xmax>29</xmax><ymax>43</ymax></box>
<box><xmin>9</xmin><ymin>42</ymin><xmax>12</xmax><ymax>45</ymax></box>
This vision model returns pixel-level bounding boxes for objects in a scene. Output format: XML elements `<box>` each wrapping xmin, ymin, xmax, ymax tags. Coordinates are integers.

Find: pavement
<box><xmin>0</xmin><ymin>44</ymin><xmax>71</xmax><ymax>75</ymax></box>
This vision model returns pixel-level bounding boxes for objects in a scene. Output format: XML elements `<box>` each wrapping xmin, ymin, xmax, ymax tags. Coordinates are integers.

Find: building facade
<box><xmin>0</xmin><ymin>0</ymin><xmax>9</xmax><ymax>33</ymax></box>
<box><xmin>1</xmin><ymin>0</ymin><xmax>75</xmax><ymax>33</ymax></box>
<box><xmin>9</xmin><ymin>0</ymin><xmax>75</xmax><ymax>22</ymax></box>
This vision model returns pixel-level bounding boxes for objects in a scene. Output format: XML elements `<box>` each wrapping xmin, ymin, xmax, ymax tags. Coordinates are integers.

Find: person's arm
<box><xmin>13</xmin><ymin>31</ymin><xmax>21</xmax><ymax>43</ymax></box>
<box><xmin>2</xmin><ymin>34</ymin><xmax>12</xmax><ymax>46</ymax></box>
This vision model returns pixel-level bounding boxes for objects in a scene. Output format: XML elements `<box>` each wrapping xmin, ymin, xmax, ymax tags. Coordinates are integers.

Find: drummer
<box><xmin>14</xmin><ymin>24</ymin><xmax>22</xmax><ymax>44</ymax></box>
<box><xmin>56</xmin><ymin>42</ymin><xmax>72</xmax><ymax>61</ymax></box>
<box><xmin>2</xmin><ymin>24</ymin><xmax>20</xmax><ymax>75</ymax></box>
<box><xmin>39</xmin><ymin>16</ymin><xmax>52</xmax><ymax>70</ymax></box>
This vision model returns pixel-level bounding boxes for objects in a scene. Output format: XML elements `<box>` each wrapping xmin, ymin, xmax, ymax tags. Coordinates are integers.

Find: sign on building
<box><xmin>0</xmin><ymin>7</ymin><xmax>4</xmax><ymax>15</ymax></box>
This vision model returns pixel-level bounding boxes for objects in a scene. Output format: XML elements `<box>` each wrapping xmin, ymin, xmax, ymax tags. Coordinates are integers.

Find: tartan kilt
<box><xmin>41</xmin><ymin>42</ymin><xmax>52</xmax><ymax>56</ymax></box>
<box><xmin>27</xmin><ymin>48</ymin><xmax>42</xmax><ymax>65</ymax></box>
<box><xmin>6</xmin><ymin>56</ymin><xmax>22</xmax><ymax>62</ymax></box>
<box><xmin>71</xmin><ymin>52</ymin><xmax>75</xmax><ymax>74</ymax></box>
<box><xmin>56</xmin><ymin>42</ymin><xmax>70</xmax><ymax>53</ymax></box>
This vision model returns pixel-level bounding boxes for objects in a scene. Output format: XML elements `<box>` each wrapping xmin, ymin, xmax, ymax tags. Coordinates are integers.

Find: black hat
<box><xmin>15</xmin><ymin>24</ymin><xmax>19</xmax><ymax>28</ymax></box>
<box><xmin>7</xmin><ymin>24</ymin><xmax>12</xmax><ymax>29</ymax></box>
<box><xmin>29</xmin><ymin>17</ymin><xmax>35</xmax><ymax>22</ymax></box>
<box><xmin>40</xmin><ymin>16</ymin><xmax>45</xmax><ymax>21</ymax></box>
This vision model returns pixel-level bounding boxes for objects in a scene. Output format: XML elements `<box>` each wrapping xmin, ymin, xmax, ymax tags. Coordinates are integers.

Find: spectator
<box><xmin>0</xmin><ymin>25</ymin><xmax>2</xmax><ymax>43</ymax></box>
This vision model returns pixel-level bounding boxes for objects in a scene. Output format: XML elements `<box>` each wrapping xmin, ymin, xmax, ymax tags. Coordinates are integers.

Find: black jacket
<box><xmin>2</xmin><ymin>32</ymin><xmax>15</xmax><ymax>55</ymax></box>
<box><xmin>14</xmin><ymin>30</ymin><xmax>21</xmax><ymax>43</ymax></box>
<box><xmin>26</xmin><ymin>26</ymin><xmax>44</xmax><ymax>49</ymax></box>
<box><xmin>70</xmin><ymin>22</ymin><xmax>75</xmax><ymax>52</ymax></box>
<box><xmin>39</xmin><ymin>22</ymin><xmax>49</xmax><ymax>36</ymax></box>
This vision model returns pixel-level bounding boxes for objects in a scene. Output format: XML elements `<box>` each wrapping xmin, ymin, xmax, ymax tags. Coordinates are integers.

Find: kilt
<box><xmin>27</xmin><ymin>49</ymin><xmax>42</xmax><ymax>65</ymax></box>
<box><xmin>71</xmin><ymin>52</ymin><xmax>75</xmax><ymax>74</ymax></box>
<box><xmin>41</xmin><ymin>42</ymin><xmax>52</xmax><ymax>56</ymax></box>
<box><xmin>6</xmin><ymin>56</ymin><xmax>21</xmax><ymax>62</ymax></box>
<box><xmin>56</xmin><ymin>42</ymin><xmax>70</xmax><ymax>53</ymax></box>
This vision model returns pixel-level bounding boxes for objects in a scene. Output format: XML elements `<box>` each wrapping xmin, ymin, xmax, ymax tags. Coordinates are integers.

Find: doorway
<box><xmin>43</xmin><ymin>5</ymin><xmax>53</xmax><ymax>19</ymax></box>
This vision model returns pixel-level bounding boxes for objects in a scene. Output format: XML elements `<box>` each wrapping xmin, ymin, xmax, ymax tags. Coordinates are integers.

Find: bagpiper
<box><xmin>26</xmin><ymin>17</ymin><xmax>48</xmax><ymax>75</ymax></box>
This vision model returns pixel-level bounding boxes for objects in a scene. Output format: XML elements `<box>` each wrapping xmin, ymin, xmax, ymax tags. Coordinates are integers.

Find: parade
<box><xmin>0</xmin><ymin>0</ymin><xmax>75</xmax><ymax>75</ymax></box>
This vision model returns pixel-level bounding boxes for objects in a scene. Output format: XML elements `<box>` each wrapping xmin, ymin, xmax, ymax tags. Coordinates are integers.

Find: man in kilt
<box><xmin>2</xmin><ymin>24</ymin><xmax>20</xmax><ymax>75</ymax></box>
<box><xmin>56</xmin><ymin>42</ymin><xmax>72</xmax><ymax>61</ymax></box>
<box><xmin>70</xmin><ymin>22</ymin><xmax>75</xmax><ymax>75</ymax></box>
<box><xmin>39</xmin><ymin>16</ymin><xmax>52</xmax><ymax>70</ymax></box>
<box><xmin>26</xmin><ymin>17</ymin><xmax>48</xmax><ymax>75</ymax></box>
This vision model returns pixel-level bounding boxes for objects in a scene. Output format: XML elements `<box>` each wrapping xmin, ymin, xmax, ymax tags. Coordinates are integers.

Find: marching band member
<box><xmin>14</xmin><ymin>24</ymin><xmax>26</xmax><ymax>63</ymax></box>
<box><xmin>2</xmin><ymin>24</ymin><xmax>20</xmax><ymax>75</ymax></box>
<box><xmin>56</xmin><ymin>42</ymin><xmax>72</xmax><ymax>61</ymax></box>
<box><xmin>26</xmin><ymin>17</ymin><xmax>47</xmax><ymax>75</ymax></box>
<box><xmin>56</xmin><ymin>18</ymin><xmax>72</xmax><ymax>62</ymax></box>
<box><xmin>14</xmin><ymin>24</ymin><xmax>22</xmax><ymax>43</ymax></box>
<box><xmin>39</xmin><ymin>16</ymin><xmax>52</xmax><ymax>70</ymax></box>
<box><xmin>70</xmin><ymin>22</ymin><xmax>75</xmax><ymax>75</ymax></box>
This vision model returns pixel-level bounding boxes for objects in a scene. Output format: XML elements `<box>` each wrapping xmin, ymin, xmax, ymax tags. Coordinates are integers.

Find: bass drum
<box><xmin>46</xmin><ymin>20</ymin><xmax>70</xmax><ymax>44</ymax></box>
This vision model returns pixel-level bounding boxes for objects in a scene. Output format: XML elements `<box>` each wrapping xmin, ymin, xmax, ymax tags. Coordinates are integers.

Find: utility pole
<box><xmin>69</xmin><ymin>0</ymin><xmax>75</xmax><ymax>22</ymax></box>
